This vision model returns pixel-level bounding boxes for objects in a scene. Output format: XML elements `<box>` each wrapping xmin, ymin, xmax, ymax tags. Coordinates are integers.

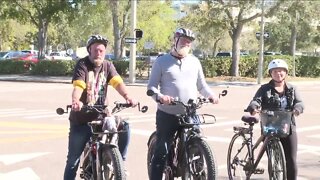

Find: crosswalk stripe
<box><xmin>0</xmin><ymin>110</ymin><xmax>52</xmax><ymax>117</ymax></box>
<box><xmin>0</xmin><ymin>108</ymin><xmax>25</xmax><ymax>112</ymax></box>
<box><xmin>307</xmin><ymin>134</ymin><xmax>320</xmax><ymax>138</ymax></box>
<box><xmin>24</xmin><ymin>114</ymin><xmax>62</xmax><ymax>119</ymax></box>
<box><xmin>297</xmin><ymin>126</ymin><xmax>320</xmax><ymax>132</ymax></box>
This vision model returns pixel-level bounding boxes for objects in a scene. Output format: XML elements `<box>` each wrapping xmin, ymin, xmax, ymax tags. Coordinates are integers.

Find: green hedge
<box><xmin>31</xmin><ymin>60</ymin><xmax>76</xmax><ymax>76</ymax></box>
<box><xmin>0</xmin><ymin>60</ymin><xmax>29</xmax><ymax>74</ymax></box>
<box><xmin>0</xmin><ymin>56</ymin><xmax>319</xmax><ymax>78</ymax></box>
<box><xmin>201</xmin><ymin>55</ymin><xmax>320</xmax><ymax>78</ymax></box>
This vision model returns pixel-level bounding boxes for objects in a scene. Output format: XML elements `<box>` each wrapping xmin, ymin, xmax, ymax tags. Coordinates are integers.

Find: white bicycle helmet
<box><xmin>268</xmin><ymin>59</ymin><xmax>288</xmax><ymax>73</ymax></box>
<box><xmin>86</xmin><ymin>35</ymin><xmax>108</xmax><ymax>52</ymax></box>
<box><xmin>174</xmin><ymin>28</ymin><xmax>195</xmax><ymax>41</ymax></box>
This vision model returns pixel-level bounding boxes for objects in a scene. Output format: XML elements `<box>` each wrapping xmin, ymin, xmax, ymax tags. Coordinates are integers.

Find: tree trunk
<box><xmin>110</xmin><ymin>1</ymin><xmax>122</xmax><ymax>60</ymax></box>
<box><xmin>37</xmin><ymin>19</ymin><xmax>48</xmax><ymax>59</ymax></box>
<box><xmin>230</xmin><ymin>24</ymin><xmax>243</xmax><ymax>77</ymax></box>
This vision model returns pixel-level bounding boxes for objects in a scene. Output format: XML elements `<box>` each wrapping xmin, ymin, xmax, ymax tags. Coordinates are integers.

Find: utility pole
<box><xmin>257</xmin><ymin>0</ymin><xmax>265</xmax><ymax>84</ymax></box>
<box><xmin>129</xmin><ymin>0</ymin><xmax>137</xmax><ymax>83</ymax></box>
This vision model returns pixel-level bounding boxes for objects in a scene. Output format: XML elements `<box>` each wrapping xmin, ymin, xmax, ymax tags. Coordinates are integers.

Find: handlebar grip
<box><xmin>116</xmin><ymin>103</ymin><xmax>133</xmax><ymax>108</ymax></box>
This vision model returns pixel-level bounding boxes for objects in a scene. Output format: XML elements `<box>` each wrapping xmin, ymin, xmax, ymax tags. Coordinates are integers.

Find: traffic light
<box><xmin>135</xmin><ymin>29</ymin><xmax>143</xmax><ymax>39</ymax></box>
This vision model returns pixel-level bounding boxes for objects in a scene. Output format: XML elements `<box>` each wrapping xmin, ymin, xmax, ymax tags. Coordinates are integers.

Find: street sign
<box><xmin>125</xmin><ymin>38</ymin><xmax>137</xmax><ymax>44</ymax></box>
<box><xmin>256</xmin><ymin>32</ymin><xmax>270</xmax><ymax>38</ymax></box>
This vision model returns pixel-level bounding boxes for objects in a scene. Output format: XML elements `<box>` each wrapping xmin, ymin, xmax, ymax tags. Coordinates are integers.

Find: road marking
<box><xmin>0</xmin><ymin>110</ymin><xmax>51</xmax><ymax>117</ymax></box>
<box><xmin>297</xmin><ymin>126</ymin><xmax>320</xmax><ymax>133</ymax></box>
<box><xmin>24</xmin><ymin>114</ymin><xmax>62</xmax><ymax>119</ymax></box>
<box><xmin>0</xmin><ymin>167</ymin><xmax>40</xmax><ymax>180</ymax></box>
<box><xmin>0</xmin><ymin>121</ymin><xmax>68</xmax><ymax>143</ymax></box>
<box><xmin>0</xmin><ymin>108</ymin><xmax>24</xmax><ymax>112</ymax></box>
<box><xmin>307</xmin><ymin>134</ymin><xmax>320</xmax><ymax>139</ymax></box>
<box><xmin>0</xmin><ymin>152</ymin><xmax>51</xmax><ymax>165</ymax></box>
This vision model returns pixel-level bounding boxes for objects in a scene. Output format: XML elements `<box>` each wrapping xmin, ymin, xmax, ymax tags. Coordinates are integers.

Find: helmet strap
<box><xmin>173</xmin><ymin>37</ymin><xmax>184</xmax><ymax>58</ymax></box>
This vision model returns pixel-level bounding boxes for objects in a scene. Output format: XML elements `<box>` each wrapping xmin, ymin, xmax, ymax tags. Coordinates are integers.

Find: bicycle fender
<box><xmin>147</xmin><ymin>131</ymin><xmax>157</xmax><ymax>146</ymax></box>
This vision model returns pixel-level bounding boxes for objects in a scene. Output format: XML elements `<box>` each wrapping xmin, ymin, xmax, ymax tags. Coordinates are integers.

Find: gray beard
<box><xmin>176</xmin><ymin>46</ymin><xmax>189</xmax><ymax>57</ymax></box>
<box><xmin>91</xmin><ymin>58</ymin><xmax>103</xmax><ymax>67</ymax></box>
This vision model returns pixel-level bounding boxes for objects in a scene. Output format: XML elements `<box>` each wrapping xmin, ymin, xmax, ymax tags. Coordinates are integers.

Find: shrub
<box><xmin>0</xmin><ymin>60</ymin><xmax>28</xmax><ymax>74</ymax></box>
<box><xmin>30</xmin><ymin>60</ymin><xmax>76</xmax><ymax>76</ymax></box>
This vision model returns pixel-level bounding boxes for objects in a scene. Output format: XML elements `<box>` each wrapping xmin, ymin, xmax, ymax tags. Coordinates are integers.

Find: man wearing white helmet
<box><xmin>147</xmin><ymin>28</ymin><xmax>220</xmax><ymax>180</ymax></box>
<box><xmin>63</xmin><ymin>35</ymin><xmax>137</xmax><ymax>180</ymax></box>
<box><xmin>247</xmin><ymin>59</ymin><xmax>304</xmax><ymax>180</ymax></box>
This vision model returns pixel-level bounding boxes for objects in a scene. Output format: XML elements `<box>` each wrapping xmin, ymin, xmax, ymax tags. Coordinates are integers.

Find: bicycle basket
<box><xmin>260</xmin><ymin>110</ymin><xmax>292</xmax><ymax>137</ymax></box>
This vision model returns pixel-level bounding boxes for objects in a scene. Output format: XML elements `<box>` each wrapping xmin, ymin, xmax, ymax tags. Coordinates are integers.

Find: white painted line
<box><xmin>24</xmin><ymin>114</ymin><xmax>62</xmax><ymax>119</ymax></box>
<box><xmin>0</xmin><ymin>167</ymin><xmax>40</xmax><ymax>180</ymax></box>
<box><xmin>307</xmin><ymin>134</ymin><xmax>320</xmax><ymax>138</ymax></box>
<box><xmin>0</xmin><ymin>130</ymin><xmax>62</xmax><ymax>134</ymax></box>
<box><xmin>0</xmin><ymin>108</ymin><xmax>25</xmax><ymax>112</ymax></box>
<box><xmin>298</xmin><ymin>144</ymin><xmax>320</xmax><ymax>151</ymax></box>
<box><xmin>131</xmin><ymin>129</ymin><xmax>154</xmax><ymax>136</ymax></box>
<box><xmin>201</xmin><ymin>120</ymin><xmax>242</xmax><ymax>128</ymax></box>
<box><xmin>297</xmin><ymin>126</ymin><xmax>320</xmax><ymax>133</ymax></box>
<box><xmin>0</xmin><ymin>152</ymin><xmax>51</xmax><ymax>165</ymax></box>
<box><xmin>0</xmin><ymin>110</ymin><xmax>51</xmax><ymax>117</ymax></box>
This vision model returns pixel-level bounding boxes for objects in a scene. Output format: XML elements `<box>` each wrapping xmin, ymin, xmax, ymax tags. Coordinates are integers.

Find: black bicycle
<box><xmin>146</xmin><ymin>90</ymin><xmax>227</xmax><ymax>180</ymax></box>
<box><xmin>56</xmin><ymin>102</ymin><xmax>148</xmax><ymax>180</ymax></box>
<box><xmin>227</xmin><ymin>109</ymin><xmax>292</xmax><ymax>180</ymax></box>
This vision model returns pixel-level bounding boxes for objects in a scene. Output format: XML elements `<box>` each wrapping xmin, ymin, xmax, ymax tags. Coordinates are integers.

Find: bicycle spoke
<box><xmin>227</xmin><ymin>134</ymin><xmax>250</xmax><ymax>180</ymax></box>
<box><xmin>267</xmin><ymin>139</ymin><xmax>286</xmax><ymax>180</ymax></box>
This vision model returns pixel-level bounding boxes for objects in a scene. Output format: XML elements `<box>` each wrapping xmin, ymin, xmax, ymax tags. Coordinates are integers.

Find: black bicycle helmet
<box><xmin>174</xmin><ymin>28</ymin><xmax>195</xmax><ymax>41</ymax></box>
<box><xmin>86</xmin><ymin>35</ymin><xmax>108</xmax><ymax>52</ymax></box>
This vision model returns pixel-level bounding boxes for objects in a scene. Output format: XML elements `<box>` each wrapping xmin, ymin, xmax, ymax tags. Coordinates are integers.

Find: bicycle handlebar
<box><xmin>56</xmin><ymin>102</ymin><xmax>148</xmax><ymax>115</ymax></box>
<box><xmin>146</xmin><ymin>89</ymin><xmax>227</xmax><ymax>108</ymax></box>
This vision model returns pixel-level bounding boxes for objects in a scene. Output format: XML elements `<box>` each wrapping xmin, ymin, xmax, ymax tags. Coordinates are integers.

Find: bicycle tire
<box><xmin>147</xmin><ymin>132</ymin><xmax>174</xmax><ymax>180</ymax></box>
<box><xmin>227</xmin><ymin>133</ymin><xmax>250</xmax><ymax>180</ymax></box>
<box><xmin>182</xmin><ymin>137</ymin><xmax>217</xmax><ymax>180</ymax></box>
<box><xmin>80</xmin><ymin>143</ymin><xmax>96</xmax><ymax>180</ymax></box>
<box><xmin>147</xmin><ymin>132</ymin><xmax>156</xmax><ymax>179</ymax></box>
<box><xmin>100</xmin><ymin>145</ymin><xmax>126</xmax><ymax>180</ymax></box>
<box><xmin>267</xmin><ymin>138</ymin><xmax>287</xmax><ymax>180</ymax></box>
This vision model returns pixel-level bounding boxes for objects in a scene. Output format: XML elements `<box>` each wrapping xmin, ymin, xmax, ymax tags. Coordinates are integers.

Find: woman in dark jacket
<box><xmin>247</xmin><ymin>59</ymin><xmax>304</xmax><ymax>180</ymax></box>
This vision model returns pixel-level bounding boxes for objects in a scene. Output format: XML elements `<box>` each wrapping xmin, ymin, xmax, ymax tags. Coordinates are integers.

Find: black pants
<box><xmin>150</xmin><ymin>110</ymin><xmax>180</xmax><ymax>180</ymax></box>
<box><xmin>280</xmin><ymin>129</ymin><xmax>298</xmax><ymax>180</ymax></box>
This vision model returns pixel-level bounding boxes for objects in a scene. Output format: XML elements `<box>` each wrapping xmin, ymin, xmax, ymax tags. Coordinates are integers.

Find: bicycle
<box><xmin>146</xmin><ymin>89</ymin><xmax>227</xmax><ymax>180</ymax></box>
<box><xmin>227</xmin><ymin>109</ymin><xmax>292</xmax><ymax>180</ymax></box>
<box><xmin>56</xmin><ymin>102</ymin><xmax>148</xmax><ymax>180</ymax></box>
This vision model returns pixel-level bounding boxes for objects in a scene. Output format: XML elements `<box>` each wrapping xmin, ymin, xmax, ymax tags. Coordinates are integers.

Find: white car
<box><xmin>49</xmin><ymin>52</ymin><xmax>73</xmax><ymax>60</ymax></box>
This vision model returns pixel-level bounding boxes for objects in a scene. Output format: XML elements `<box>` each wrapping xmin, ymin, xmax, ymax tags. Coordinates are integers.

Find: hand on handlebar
<box><xmin>159</xmin><ymin>95</ymin><xmax>174</xmax><ymax>105</ymax></box>
<box><xmin>72</xmin><ymin>100</ymin><xmax>83</xmax><ymax>111</ymax></box>
<box><xmin>208</xmin><ymin>95</ymin><xmax>219</xmax><ymax>104</ymax></box>
<box><xmin>125</xmin><ymin>97</ymin><xmax>138</xmax><ymax>107</ymax></box>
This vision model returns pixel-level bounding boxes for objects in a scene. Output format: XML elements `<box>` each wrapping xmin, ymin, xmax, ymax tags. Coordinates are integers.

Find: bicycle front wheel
<box><xmin>100</xmin><ymin>145</ymin><xmax>125</xmax><ymax>180</ymax></box>
<box><xmin>267</xmin><ymin>138</ymin><xmax>287</xmax><ymax>180</ymax></box>
<box><xmin>227</xmin><ymin>133</ymin><xmax>250</xmax><ymax>180</ymax></box>
<box><xmin>182</xmin><ymin>137</ymin><xmax>217</xmax><ymax>180</ymax></box>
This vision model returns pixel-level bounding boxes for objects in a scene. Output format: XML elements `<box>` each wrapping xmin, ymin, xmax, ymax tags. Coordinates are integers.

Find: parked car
<box><xmin>105</xmin><ymin>54</ymin><xmax>115</xmax><ymax>61</ymax></box>
<box><xmin>0</xmin><ymin>51</ymin><xmax>26</xmax><ymax>60</ymax></box>
<box><xmin>17</xmin><ymin>53</ymin><xmax>39</xmax><ymax>63</ymax></box>
<box><xmin>264</xmin><ymin>51</ymin><xmax>282</xmax><ymax>55</ymax></box>
<box><xmin>21</xmin><ymin>50</ymin><xmax>39</xmax><ymax>56</ymax></box>
<box><xmin>49</xmin><ymin>51</ymin><xmax>72</xmax><ymax>60</ymax></box>
<box><xmin>216</xmin><ymin>52</ymin><xmax>232</xmax><ymax>57</ymax></box>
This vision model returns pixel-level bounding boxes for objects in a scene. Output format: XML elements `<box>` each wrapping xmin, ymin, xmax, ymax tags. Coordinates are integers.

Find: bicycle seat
<box><xmin>241</xmin><ymin>115</ymin><xmax>259</xmax><ymax>124</ymax></box>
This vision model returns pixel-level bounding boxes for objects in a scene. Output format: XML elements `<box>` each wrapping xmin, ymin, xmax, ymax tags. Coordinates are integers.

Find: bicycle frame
<box><xmin>57</xmin><ymin>102</ymin><xmax>148</xmax><ymax>180</ymax></box>
<box><xmin>231</xmin><ymin>114</ymin><xmax>286</xmax><ymax>179</ymax></box>
<box><xmin>242</xmin><ymin>130</ymin><xmax>279</xmax><ymax>177</ymax></box>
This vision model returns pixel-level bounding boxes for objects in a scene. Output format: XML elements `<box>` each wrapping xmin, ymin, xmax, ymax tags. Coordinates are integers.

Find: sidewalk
<box><xmin>0</xmin><ymin>74</ymin><xmax>149</xmax><ymax>86</ymax></box>
<box><xmin>0</xmin><ymin>74</ymin><xmax>318</xmax><ymax>87</ymax></box>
